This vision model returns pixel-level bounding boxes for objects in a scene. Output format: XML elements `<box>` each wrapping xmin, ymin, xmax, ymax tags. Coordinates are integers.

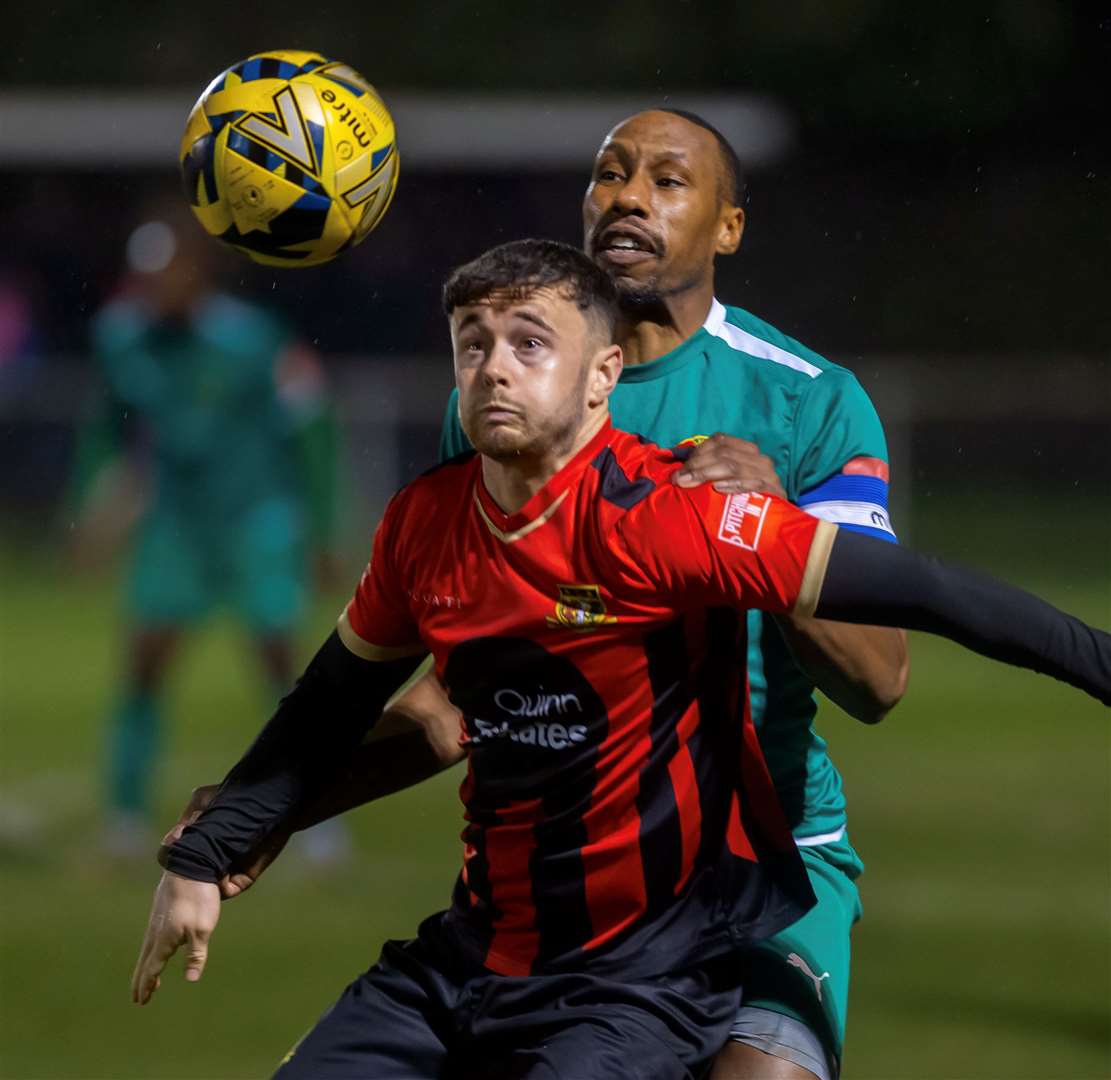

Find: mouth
<box><xmin>593</xmin><ymin>223</ymin><xmax>660</xmax><ymax>267</ymax></box>
<box><xmin>478</xmin><ymin>402</ymin><xmax>521</xmax><ymax>425</ymax></box>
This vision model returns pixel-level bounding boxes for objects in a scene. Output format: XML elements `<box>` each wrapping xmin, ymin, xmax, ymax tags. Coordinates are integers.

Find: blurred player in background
<box><xmin>71</xmin><ymin>204</ymin><xmax>344</xmax><ymax>857</ymax></box>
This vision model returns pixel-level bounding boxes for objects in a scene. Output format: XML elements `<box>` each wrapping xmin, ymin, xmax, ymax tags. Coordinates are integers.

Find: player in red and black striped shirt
<box><xmin>134</xmin><ymin>240</ymin><xmax>1110</xmax><ymax>1079</ymax></box>
<box><xmin>340</xmin><ymin>412</ymin><xmax>826</xmax><ymax>981</ymax></box>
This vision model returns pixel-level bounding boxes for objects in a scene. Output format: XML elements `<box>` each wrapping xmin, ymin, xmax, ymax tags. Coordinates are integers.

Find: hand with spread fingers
<box><xmin>671</xmin><ymin>433</ymin><xmax>787</xmax><ymax>498</ymax></box>
<box><xmin>131</xmin><ymin>871</ymin><xmax>221</xmax><ymax>1005</ymax></box>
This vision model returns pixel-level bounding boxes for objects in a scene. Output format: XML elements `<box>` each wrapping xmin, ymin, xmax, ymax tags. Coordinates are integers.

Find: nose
<box><xmin>611</xmin><ymin>168</ymin><xmax>652</xmax><ymax>217</ymax></box>
<box><xmin>480</xmin><ymin>338</ymin><xmax>514</xmax><ymax>386</ymax></box>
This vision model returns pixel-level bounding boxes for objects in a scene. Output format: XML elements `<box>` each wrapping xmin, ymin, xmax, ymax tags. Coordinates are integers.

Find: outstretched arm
<box><xmin>613</xmin><ymin>486</ymin><xmax>1108</xmax><ymax>707</ymax></box>
<box><xmin>164</xmin><ymin>630</ymin><xmax>422</xmax><ymax>883</ymax></box>
<box><xmin>132</xmin><ymin>629</ymin><xmax>422</xmax><ymax>1004</ymax></box>
<box><xmin>812</xmin><ymin>529</ymin><xmax>1111</xmax><ymax>704</ymax></box>
<box><xmin>158</xmin><ymin>669</ymin><xmax>464</xmax><ymax>898</ymax></box>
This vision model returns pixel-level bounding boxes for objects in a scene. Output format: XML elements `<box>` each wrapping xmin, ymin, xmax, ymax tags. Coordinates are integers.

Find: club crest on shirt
<box><xmin>546</xmin><ymin>584</ymin><xmax>617</xmax><ymax>631</ymax></box>
<box><xmin>717</xmin><ymin>491</ymin><xmax>771</xmax><ymax>551</ymax></box>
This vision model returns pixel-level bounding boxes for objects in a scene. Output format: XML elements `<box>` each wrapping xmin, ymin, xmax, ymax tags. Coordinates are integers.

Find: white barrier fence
<box><xmin>0</xmin><ymin>91</ymin><xmax>793</xmax><ymax>170</ymax></box>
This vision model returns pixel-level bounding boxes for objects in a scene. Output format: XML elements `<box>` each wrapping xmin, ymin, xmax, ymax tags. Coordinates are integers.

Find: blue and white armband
<box><xmin>797</xmin><ymin>458</ymin><xmax>897</xmax><ymax>543</ymax></box>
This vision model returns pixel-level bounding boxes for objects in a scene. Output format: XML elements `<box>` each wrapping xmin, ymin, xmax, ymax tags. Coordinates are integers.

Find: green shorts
<box><xmin>731</xmin><ymin>833</ymin><xmax>863</xmax><ymax>1078</ymax></box>
<box><xmin>127</xmin><ymin>495</ymin><xmax>307</xmax><ymax>634</ymax></box>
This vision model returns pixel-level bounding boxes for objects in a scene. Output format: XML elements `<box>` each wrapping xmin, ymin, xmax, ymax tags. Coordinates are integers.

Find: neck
<box><xmin>481</xmin><ymin>407</ymin><xmax>609</xmax><ymax>514</ymax></box>
<box><xmin>616</xmin><ymin>279</ymin><xmax>715</xmax><ymax>365</ymax></box>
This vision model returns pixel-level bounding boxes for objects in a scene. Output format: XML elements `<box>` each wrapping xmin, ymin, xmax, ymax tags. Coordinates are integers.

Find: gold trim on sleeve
<box><xmin>792</xmin><ymin>520</ymin><xmax>838</xmax><ymax>619</ymax></box>
<box><xmin>336</xmin><ymin>609</ymin><xmax>425</xmax><ymax>662</ymax></box>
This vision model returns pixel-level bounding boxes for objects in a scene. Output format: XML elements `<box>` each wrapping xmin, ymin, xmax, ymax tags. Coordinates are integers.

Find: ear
<box><xmin>715</xmin><ymin>205</ymin><xmax>744</xmax><ymax>256</ymax></box>
<box><xmin>587</xmin><ymin>343</ymin><xmax>623</xmax><ymax>407</ymax></box>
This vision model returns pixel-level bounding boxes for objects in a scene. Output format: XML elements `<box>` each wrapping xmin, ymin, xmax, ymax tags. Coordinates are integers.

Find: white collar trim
<box><xmin>702</xmin><ymin>297</ymin><xmax>726</xmax><ymax>336</ymax></box>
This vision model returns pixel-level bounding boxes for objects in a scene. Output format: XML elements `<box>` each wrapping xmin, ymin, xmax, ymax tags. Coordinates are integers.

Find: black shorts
<box><xmin>274</xmin><ymin>913</ymin><xmax>741</xmax><ymax>1079</ymax></box>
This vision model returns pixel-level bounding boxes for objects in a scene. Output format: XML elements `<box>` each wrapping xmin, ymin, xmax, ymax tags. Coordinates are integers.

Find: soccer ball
<box><xmin>180</xmin><ymin>51</ymin><xmax>399</xmax><ymax>267</ymax></box>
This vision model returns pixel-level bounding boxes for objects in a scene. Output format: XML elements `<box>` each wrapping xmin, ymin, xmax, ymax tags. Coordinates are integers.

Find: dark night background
<box><xmin>3</xmin><ymin>1</ymin><xmax>1109</xmax><ymax>354</ymax></box>
<box><xmin>0</xmin><ymin>5</ymin><xmax>1107</xmax><ymax>1078</ymax></box>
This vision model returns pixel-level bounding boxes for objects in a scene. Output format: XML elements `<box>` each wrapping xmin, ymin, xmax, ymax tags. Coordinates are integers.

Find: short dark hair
<box><xmin>660</xmin><ymin>108</ymin><xmax>745</xmax><ymax>205</ymax></box>
<box><xmin>443</xmin><ymin>238</ymin><xmax>618</xmax><ymax>341</ymax></box>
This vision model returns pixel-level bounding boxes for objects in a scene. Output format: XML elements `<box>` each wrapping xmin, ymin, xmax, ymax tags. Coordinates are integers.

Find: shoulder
<box><xmin>709</xmin><ymin>301</ymin><xmax>857</xmax><ymax>386</ymax></box>
<box><xmin>591</xmin><ymin>431</ymin><xmax>706</xmax><ymax>557</ymax></box>
<box><xmin>419</xmin><ymin>448</ymin><xmax>478</xmax><ymax>479</ymax></box>
<box><xmin>593</xmin><ymin>429</ymin><xmax>684</xmax><ymax>510</ymax></box>
<box><xmin>714</xmin><ymin>301</ymin><xmax>880</xmax><ymax>423</ymax></box>
<box><xmin>389</xmin><ymin>451</ymin><xmax>478</xmax><ymax>522</ymax></box>
<box><xmin>201</xmin><ymin>292</ymin><xmax>279</xmax><ymax>330</ymax></box>
<box><xmin>197</xmin><ymin>293</ymin><xmax>288</xmax><ymax>353</ymax></box>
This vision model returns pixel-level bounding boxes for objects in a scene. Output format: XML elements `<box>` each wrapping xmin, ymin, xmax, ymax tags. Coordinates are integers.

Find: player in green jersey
<box><xmin>74</xmin><ymin>209</ymin><xmax>343</xmax><ymax>856</ymax></box>
<box><xmin>161</xmin><ymin>113</ymin><xmax>905</xmax><ymax>1078</ymax></box>
<box><xmin>436</xmin><ymin>109</ymin><xmax>907</xmax><ymax>1080</ymax></box>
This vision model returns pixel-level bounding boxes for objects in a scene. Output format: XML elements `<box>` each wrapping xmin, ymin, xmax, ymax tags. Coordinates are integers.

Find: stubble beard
<box><xmin>471</xmin><ymin>427</ymin><xmax>528</xmax><ymax>461</ymax></box>
<box><xmin>611</xmin><ymin>267</ymin><xmax>702</xmax><ymax>322</ymax></box>
<box><xmin>467</xmin><ymin>376</ymin><xmax>588</xmax><ymax>466</ymax></box>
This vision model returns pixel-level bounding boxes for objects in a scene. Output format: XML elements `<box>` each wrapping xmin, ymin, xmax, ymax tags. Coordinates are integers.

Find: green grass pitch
<box><xmin>1</xmin><ymin>492</ymin><xmax>1107</xmax><ymax>1078</ymax></box>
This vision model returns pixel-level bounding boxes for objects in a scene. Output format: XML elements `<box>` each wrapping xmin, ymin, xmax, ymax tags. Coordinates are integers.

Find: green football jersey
<box><xmin>439</xmin><ymin>299</ymin><xmax>895</xmax><ymax>851</ymax></box>
<box><xmin>89</xmin><ymin>293</ymin><xmax>312</xmax><ymax>525</ymax></box>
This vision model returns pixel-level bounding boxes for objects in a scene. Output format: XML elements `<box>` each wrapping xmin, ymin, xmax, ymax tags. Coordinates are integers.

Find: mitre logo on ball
<box><xmin>180</xmin><ymin>50</ymin><xmax>399</xmax><ymax>267</ymax></box>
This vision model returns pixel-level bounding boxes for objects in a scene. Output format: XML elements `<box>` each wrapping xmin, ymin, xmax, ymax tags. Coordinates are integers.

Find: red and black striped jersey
<box><xmin>341</xmin><ymin>420</ymin><xmax>836</xmax><ymax>977</ymax></box>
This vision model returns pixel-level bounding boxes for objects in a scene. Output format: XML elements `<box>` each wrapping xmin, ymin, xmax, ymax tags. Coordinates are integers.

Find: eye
<box><xmin>656</xmin><ymin>176</ymin><xmax>685</xmax><ymax>188</ymax></box>
<box><xmin>597</xmin><ymin>168</ymin><xmax>624</xmax><ymax>182</ymax></box>
<box><xmin>520</xmin><ymin>337</ymin><xmax>543</xmax><ymax>350</ymax></box>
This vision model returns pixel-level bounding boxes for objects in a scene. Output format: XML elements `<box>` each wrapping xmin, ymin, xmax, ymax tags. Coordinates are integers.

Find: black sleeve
<box><xmin>164</xmin><ymin>631</ymin><xmax>422</xmax><ymax>883</ymax></box>
<box><xmin>814</xmin><ymin>530</ymin><xmax>1111</xmax><ymax>706</ymax></box>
